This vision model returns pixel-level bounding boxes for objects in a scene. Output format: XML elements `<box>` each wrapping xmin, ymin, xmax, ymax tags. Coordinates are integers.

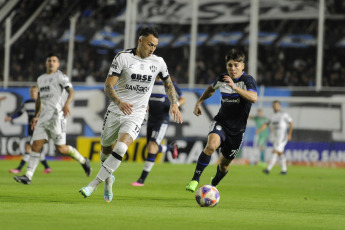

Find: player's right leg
<box><xmin>14</xmin><ymin>138</ymin><xmax>45</xmax><ymax>184</ymax></box>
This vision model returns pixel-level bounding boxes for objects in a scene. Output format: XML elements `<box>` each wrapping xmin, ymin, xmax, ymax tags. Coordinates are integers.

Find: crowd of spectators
<box><xmin>0</xmin><ymin>0</ymin><xmax>344</xmax><ymax>87</ymax></box>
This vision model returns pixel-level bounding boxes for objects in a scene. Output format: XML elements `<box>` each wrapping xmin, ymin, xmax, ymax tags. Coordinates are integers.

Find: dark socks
<box><xmin>191</xmin><ymin>152</ymin><xmax>211</xmax><ymax>182</ymax></box>
<box><xmin>41</xmin><ymin>160</ymin><xmax>50</xmax><ymax>169</ymax></box>
<box><xmin>211</xmin><ymin>165</ymin><xmax>228</xmax><ymax>186</ymax></box>
<box><xmin>138</xmin><ymin>153</ymin><xmax>157</xmax><ymax>183</ymax></box>
<box><xmin>17</xmin><ymin>160</ymin><xmax>26</xmax><ymax>170</ymax></box>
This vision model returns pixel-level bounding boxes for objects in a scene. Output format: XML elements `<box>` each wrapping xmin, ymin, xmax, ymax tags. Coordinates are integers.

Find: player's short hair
<box><xmin>273</xmin><ymin>100</ymin><xmax>280</xmax><ymax>104</ymax></box>
<box><xmin>46</xmin><ymin>53</ymin><xmax>60</xmax><ymax>60</ymax></box>
<box><xmin>138</xmin><ymin>27</ymin><xmax>159</xmax><ymax>39</ymax></box>
<box><xmin>30</xmin><ymin>85</ymin><xmax>38</xmax><ymax>90</ymax></box>
<box><xmin>225</xmin><ymin>48</ymin><xmax>245</xmax><ymax>63</ymax></box>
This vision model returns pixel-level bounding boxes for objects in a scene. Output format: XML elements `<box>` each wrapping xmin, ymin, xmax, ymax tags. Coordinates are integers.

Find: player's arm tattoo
<box><xmin>163</xmin><ymin>77</ymin><xmax>177</xmax><ymax>105</ymax></box>
<box><xmin>104</xmin><ymin>76</ymin><xmax>121</xmax><ymax>105</ymax></box>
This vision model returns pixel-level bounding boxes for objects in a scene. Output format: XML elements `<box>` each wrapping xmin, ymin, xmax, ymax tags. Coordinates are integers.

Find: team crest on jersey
<box><xmin>216</xmin><ymin>125</ymin><xmax>222</xmax><ymax>131</ymax></box>
<box><xmin>111</xmin><ymin>61</ymin><xmax>119</xmax><ymax>70</ymax></box>
<box><xmin>149</xmin><ymin>65</ymin><xmax>157</xmax><ymax>73</ymax></box>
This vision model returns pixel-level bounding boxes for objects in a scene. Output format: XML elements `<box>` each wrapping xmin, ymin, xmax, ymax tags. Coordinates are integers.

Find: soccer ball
<box><xmin>195</xmin><ymin>185</ymin><xmax>220</xmax><ymax>207</ymax></box>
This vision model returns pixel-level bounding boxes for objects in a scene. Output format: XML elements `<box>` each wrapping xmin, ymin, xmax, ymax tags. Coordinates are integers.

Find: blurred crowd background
<box><xmin>0</xmin><ymin>0</ymin><xmax>344</xmax><ymax>87</ymax></box>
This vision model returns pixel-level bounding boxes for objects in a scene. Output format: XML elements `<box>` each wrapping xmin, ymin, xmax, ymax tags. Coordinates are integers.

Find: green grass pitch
<box><xmin>0</xmin><ymin>160</ymin><xmax>344</xmax><ymax>230</ymax></box>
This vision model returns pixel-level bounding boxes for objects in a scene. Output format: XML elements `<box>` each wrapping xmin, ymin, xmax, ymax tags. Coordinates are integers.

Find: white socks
<box><xmin>68</xmin><ymin>146</ymin><xmax>86</xmax><ymax>164</ymax></box>
<box><xmin>267</xmin><ymin>153</ymin><xmax>287</xmax><ymax>172</ymax></box>
<box><xmin>26</xmin><ymin>151</ymin><xmax>41</xmax><ymax>180</ymax></box>
<box><xmin>280</xmin><ymin>155</ymin><xmax>287</xmax><ymax>172</ymax></box>
<box><xmin>88</xmin><ymin>142</ymin><xmax>128</xmax><ymax>189</ymax></box>
<box><xmin>22</xmin><ymin>154</ymin><xmax>30</xmax><ymax>162</ymax></box>
<box><xmin>267</xmin><ymin>153</ymin><xmax>278</xmax><ymax>171</ymax></box>
<box><xmin>143</xmin><ymin>161</ymin><xmax>155</xmax><ymax>172</ymax></box>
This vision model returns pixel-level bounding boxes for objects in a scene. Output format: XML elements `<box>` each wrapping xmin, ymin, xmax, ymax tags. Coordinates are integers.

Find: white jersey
<box><xmin>36</xmin><ymin>70</ymin><xmax>72</xmax><ymax>122</ymax></box>
<box><xmin>268</xmin><ymin>111</ymin><xmax>292</xmax><ymax>144</ymax></box>
<box><xmin>107</xmin><ymin>48</ymin><xmax>169</xmax><ymax>119</ymax></box>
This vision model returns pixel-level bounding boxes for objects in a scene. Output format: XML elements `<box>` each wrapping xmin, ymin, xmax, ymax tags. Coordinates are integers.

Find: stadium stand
<box><xmin>0</xmin><ymin>0</ymin><xmax>344</xmax><ymax>86</ymax></box>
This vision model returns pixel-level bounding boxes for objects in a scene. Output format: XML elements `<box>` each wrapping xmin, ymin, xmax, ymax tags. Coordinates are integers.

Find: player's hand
<box><xmin>170</xmin><ymin>104</ymin><xmax>183</xmax><ymax>124</ymax></box>
<box><xmin>223</xmin><ymin>75</ymin><xmax>236</xmax><ymax>90</ymax></box>
<box><xmin>63</xmin><ymin>104</ymin><xmax>71</xmax><ymax>117</ymax></box>
<box><xmin>5</xmin><ymin>116</ymin><xmax>12</xmax><ymax>122</ymax></box>
<box><xmin>194</xmin><ymin>104</ymin><xmax>202</xmax><ymax>116</ymax></box>
<box><xmin>31</xmin><ymin>117</ymin><xmax>38</xmax><ymax>130</ymax></box>
<box><xmin>118</xmin><ymin>101</ymin><xmax>133</xmax><ymax>115</ymax></box>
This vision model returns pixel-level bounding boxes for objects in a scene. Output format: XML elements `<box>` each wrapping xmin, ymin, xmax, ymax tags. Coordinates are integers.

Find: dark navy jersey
<box><xmin>213</xmin><ymin>72</ymin><xmax>257</xmax><ymax>135</ymax></box>
<box><xmin>148</xmin><ymin>80</ymin><xmax>182</xmax><ymax>125</ymax></box>
<box><xmin>10</xmin><ymin>99</ymin><xmax>36</xmax><ymax>135</ymax></box>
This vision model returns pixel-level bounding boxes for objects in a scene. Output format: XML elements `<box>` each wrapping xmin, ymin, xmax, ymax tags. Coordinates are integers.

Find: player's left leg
<box><xmin>278</xmin><ymin>152</ymin><xmax>287</xmax><ymax>174</ymax></box>
<box><xmin>132</xmin><ymin>141</ymin><xmax>159</xmax><ymax>186</ymax></box>
<box><xmin>9</xmin><ymin>141</ymin><xmax>31</xmax><ymax>174</ymax></box>
<box><xmin>186</xmin><ymin>133</ymin><xmax>221</xmax><ymax>192</ymax></box>
<box><xmin>211</xmin><ymin>155</ymin><xmax>231</xmax><ymax>187</ymax></box>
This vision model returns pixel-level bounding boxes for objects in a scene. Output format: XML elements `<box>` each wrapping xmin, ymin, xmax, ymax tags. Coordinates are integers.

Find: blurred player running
<box><xmin>257</xmin><ymin>100</ymin><xmax>293</xmax><ymax>175</ymax></box>
<box><xmin>6</xmin><ymin>86</ymin><xmax>52</xmax><ymax>174</ymax></box>
<box><xmin>132</xmin><ymin>76</ymin><xmax>185</xmax><ymax>186</ymax></box>
<box><xmin>249</xmin><ymin>108</ymin><xmax>269</xmax><ymax>167</ymax></box>
<box><xmin>14</xmin><ymin>54</ymin><xmax>91</xmax><ymax>185</ymax></box>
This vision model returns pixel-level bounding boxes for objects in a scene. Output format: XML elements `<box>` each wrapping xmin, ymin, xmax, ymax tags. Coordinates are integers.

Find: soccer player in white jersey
<box><xmin>79</xmin><ymin>27</ymin><xmax>183</xmax><ymax>202</ymax></box>
<box><xmin>257</xmin><ymin>100</ymin><xmax>293</xmax><ymax>175</ymax></box>
<box><xmin>14</xmin><ymin>54</ymin><xmax>92</xmax><ymax>185</ymax></box>
<box><xmin>6</xmin><ymin>86</ymin><xmax>52</xmax><ymax>174</ymax></box>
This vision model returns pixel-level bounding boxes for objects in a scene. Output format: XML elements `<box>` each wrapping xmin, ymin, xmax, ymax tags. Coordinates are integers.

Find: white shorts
<box><xmin>273</xmin><ymin>136</ymin><xmax>288</xmax><ymax>153</ymax></box>
<box><xmin>32</xmin><ymin>117</ymin><xmax>67</xmax><ymax>145</ymax></box>
<box><xmin>101</xmin><ymin>110</ymin><xmax>143</xmax><ymax>147</ymax></box>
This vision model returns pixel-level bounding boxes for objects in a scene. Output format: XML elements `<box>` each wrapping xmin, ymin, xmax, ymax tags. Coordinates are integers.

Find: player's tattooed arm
<box><xmin>163</xmin><ymin>76</ymin><xmax>183</xmax><ymax>123</ymax></box>
<box><xmin>104</xmin><ymin>76</ymin><xmax>121</xmax><ymax>105</ymax></box>
<box><xmin>163</xmin><ymin>77</ymin><xmax>177</xmax><ymax>105</ymax></box>
<box><xmin>104</xmin><ymin>75</ymin><xmax>133</xmax><ymax>115</ymax></box>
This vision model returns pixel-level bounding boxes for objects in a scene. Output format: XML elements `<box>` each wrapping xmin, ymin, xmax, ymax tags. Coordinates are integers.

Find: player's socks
<box><xmin>158</xmin><ymin>145</ymin><xmax>167</xmax><ymax>154</ymax></box>
<box><xmin>267</xmin><ymin>153</ymin><xmax>278</xmax><ymax>171</ymax></box>
<box><xmin>137</xmin><ymin>153</ymin><xmax>157</xmax><ymax>183</ymax></box>
<box><xmin>16</xmin><ymin>153</ymin><xmax>30</xmax><ymax>170</ymax></box>
<box><xmin>260</xmin><ymin>150</ymin><xmax>265</xmax><ymax>162</ymax></box>
<box><xmin>68</xmin><ymin>146</ymin><xmax>86</xmax><ymax>164</ymax></box>
<box><xmin>191</xmin><ymin>151</ymin><xmax>211</xmax><ymax>182</ymax></box>
<box><xmin>90</xmin><ymin>142</ymin><xmax>128</xmax><ymax>189</ymax></box>
<box><xmin>279</xmin><ymin>155</ymin><xmax>287</xmax><ymax>172</ymax></box>
<box><xmin>26</xmin><ymin>151</ymin><xmax>41</xmax><ymax>180</ymax></box>
<box><xmin>40</xmin><ymin>160</ymin><xmax>50</xmax><ymax>169</ymax></box>
<box><xmin>211</xmin><ymin>165</ymin><xmax>228</xmax><ymax>186</ymax></box>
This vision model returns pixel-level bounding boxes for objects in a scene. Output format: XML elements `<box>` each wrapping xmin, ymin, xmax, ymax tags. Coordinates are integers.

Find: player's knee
<box><xmin>204</xmin><ymin>144</ymin><xmax>217</xmax><ymax>154</ymax></box>
<box><xmin>113</xmin><ymin>142</ymin><xmax>128</xmax><ymax>157</ymax></box>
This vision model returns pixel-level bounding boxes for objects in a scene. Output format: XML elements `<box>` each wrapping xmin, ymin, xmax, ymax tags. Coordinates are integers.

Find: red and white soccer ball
<box><xmin>195</xmin><ymin>185</ymin><xmax>220</xmax><ymax>207</ymax></box>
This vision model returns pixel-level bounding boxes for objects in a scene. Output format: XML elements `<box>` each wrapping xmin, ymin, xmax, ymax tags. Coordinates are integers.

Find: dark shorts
<box><xmin>208</xmin><ymin>121</ymin><xmax>244</xmax><ymax>160</ymax></box>
<box><xmin>147</xmin><ymin>120</ymin><xmax>169</xmax><ymax>145</ymax></box>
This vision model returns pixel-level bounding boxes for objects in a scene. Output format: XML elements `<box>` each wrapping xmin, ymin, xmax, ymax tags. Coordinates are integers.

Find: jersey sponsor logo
<box><xmin>125</xmin><ymin>84</ymin><xmax>150</xmax><ymax>94</ymax></box>
<box><xmin>221</xmin><ymin>97</ymin><xmax>240</xmax><ymax>103</ymax></box>
<box><xmin>149</xmin><ymin>65</ymin><xmax>157</xmax><ymax>73</ymax></box>
<box><xmin>130</xmin><ymin>73</ymin><xmax>153</xmax><ymax>83</ymax></box>
<box><xmin>40</xmin><ymin>86</ymin><xmax>50</xmax><ymax>92</ymax></box>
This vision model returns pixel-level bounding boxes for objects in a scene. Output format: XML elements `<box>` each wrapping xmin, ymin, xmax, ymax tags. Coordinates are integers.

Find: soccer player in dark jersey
<box><xmin>186</xmin><ymin>48</ymin><xmax>257</xmax><ymax>192</ymax></box>
<box><xmin>132</xmin><ymin>76</ymin><xmax>186</xmax><ymax>186</ymax></box>
<box><xmin>6</xmin><ymin>86</ymin><xmax>52</xmax><ymax>174</ymax></box>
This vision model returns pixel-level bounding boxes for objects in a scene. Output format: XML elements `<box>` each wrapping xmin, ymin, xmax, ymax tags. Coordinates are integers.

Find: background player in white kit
<box><xmin>6</xmin><ymin>86</ymin><xmax>52</xmax><ymax>174</ymax></box>
<box><xmin>14</xmin><ymin>54</ymin><xmax>92</xmax><ymax>185</ymax></box>
<box><xmin>256</xmin><ymin>100</ymin><xmax>293</xmax><ymax>174</ymax></box>
<box><xmin>79</xmin><ymin>27</ymin><xmax>182</xmax><ymax>202</ymax></box>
